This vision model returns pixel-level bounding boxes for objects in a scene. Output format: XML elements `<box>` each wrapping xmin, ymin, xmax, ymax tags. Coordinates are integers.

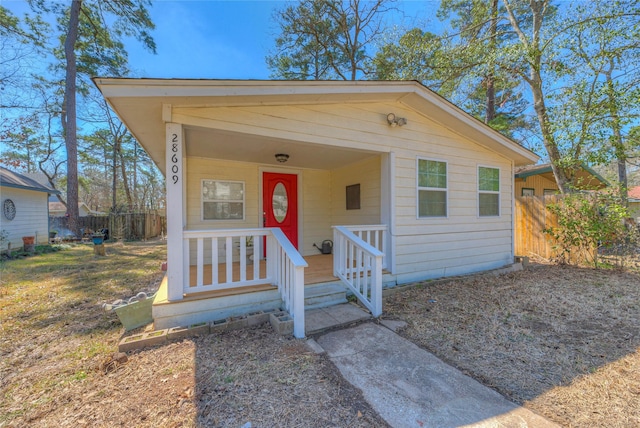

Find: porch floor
<box><xmin>187</xmin><ymin>253</ymin><xmax>336</xmax><ymax>288</ymax></box>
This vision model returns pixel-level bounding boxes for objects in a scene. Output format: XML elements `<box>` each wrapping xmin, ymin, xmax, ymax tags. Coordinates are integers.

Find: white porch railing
<box><xmin>182</xmin><ymin>228</ymin><xmax>307</xmax><ymax>338</ymax></box>
<box><xmin>268</xmin><ymin>228</ymin><xmax>307</xmax><ymax>338</ymax></box>
<box><xmin>342</xmin><ymin>224</ymin><xmax>388</xmax><ymax>269</ymax></box>
<box><xmin>332</xmin><ymin>226</ymin><xmax>383</xmax><ymax>317</ymax></box>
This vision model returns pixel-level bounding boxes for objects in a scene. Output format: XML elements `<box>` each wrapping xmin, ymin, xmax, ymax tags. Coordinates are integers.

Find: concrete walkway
<box><xmin>310</xmin><ymin>320</ymin><xmax>558</xmax><ymax>428</ymax></box>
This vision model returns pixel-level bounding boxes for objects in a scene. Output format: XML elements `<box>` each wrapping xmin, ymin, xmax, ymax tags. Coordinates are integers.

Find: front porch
<box><xmin>153</xmin><ymin>226</ymin><xmax>388</xmax><ymax>337</ymax></box>
<box><xmin>155</xmin><ymin>253</ymin><xmax>338</xmax><ymax>305</ymax></box>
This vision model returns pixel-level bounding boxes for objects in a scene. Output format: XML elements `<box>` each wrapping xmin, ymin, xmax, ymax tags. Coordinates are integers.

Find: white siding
<box><xmin>302</xmin><ymin>169</ymin><xmax>332</xmax><ymax>256</ymax></box>
<box><xmin>184</xmin><ymin>157</ymin><xmax>334</xmax><ymax>258</ymax></box>
<box><xmin>178</xmin><ymin>100</ymin><xmax>517</xmax><ymax>283</ymax></box>
<box><xmin>0</xmin><ymin>187</ymin><xmax>50</xmax><ymax>250</ymax></box>
<box><xmin>331</xmin><ymin>156</ymin><xmax>381</xmax><ymax>226</ymax></box>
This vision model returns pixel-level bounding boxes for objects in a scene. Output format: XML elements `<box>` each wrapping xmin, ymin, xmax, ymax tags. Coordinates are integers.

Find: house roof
<box><xmin>629</xmin><ymin>185</ymin><xmax>640</xmax><ymax>201</ymax></box>
<box><xmin>514</xmin><ymin>163</ymin><xmax>608</xmax><ymax>190</ymax></box>
<box><xmin>49</xmin><ymin>201</ymin><xmax>104</xmax><ymax>216</ymax></box>
<box><xmin>0</xmin><ymin>167</ymin><xmax>60</xmax><ymax>194</ymax></box>
<box><xmin>93</xmin><ymin>78</ymin><xmax>539</xmax><ymax>173</ymax></box>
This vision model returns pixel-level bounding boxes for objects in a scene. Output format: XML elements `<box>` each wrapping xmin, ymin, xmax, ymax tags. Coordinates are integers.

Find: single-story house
<box><xmin>94</xmin><ymin>79</ymin><xmax>539</xmax><ymax>338</ymax></box>
<box><xmin>0</xmin><ymin>167</ymin><xmax>60</xmax><ymax>251</ymax></box>
<box><xmin>514</xmin><ymin>163</ymin><xmax>608</xmax><ymax>196</ymax></box>
<box><xmin>49</xmin><ymin>198</ymin><xmax>105</xmax><ymax>217</ymax></box>
<box><xmin>629</xmin><ymin>186</ymin><xmax>640</xmax><ymax>221</ymax></box>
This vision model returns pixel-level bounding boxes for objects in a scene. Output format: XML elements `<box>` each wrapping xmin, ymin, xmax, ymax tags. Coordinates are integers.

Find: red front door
<box><xmin>263</xmin><ymin>172</ymin><xmax>298</xmax><ymax>249</ymax></box>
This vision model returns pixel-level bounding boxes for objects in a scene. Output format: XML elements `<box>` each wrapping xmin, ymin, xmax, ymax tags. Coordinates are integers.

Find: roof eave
<box><xmin>93</xmin><ymin>78</ymin><xmax>540</xmax><ymax>167</ymax></box>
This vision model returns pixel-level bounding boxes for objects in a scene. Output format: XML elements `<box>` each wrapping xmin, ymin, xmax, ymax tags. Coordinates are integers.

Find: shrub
<box><xmin>544</xmin><ymin>192</ymin><xmax>638</xmax><ymax>267</ymax></box>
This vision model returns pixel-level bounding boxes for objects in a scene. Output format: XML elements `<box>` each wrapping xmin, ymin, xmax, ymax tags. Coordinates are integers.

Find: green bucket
<box><xmin>114</xmin><ymin>294</ymin><xmax>155</xmax><ymax>331</ymax></box>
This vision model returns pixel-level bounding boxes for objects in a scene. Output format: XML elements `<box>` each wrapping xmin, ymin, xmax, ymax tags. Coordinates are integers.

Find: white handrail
<box><xmin>268</xmin><ymin>228</ymin><xmax>307</xmax><ymax>338</ymax></box>
<box><xmin>342</xmin><ymin>225</ymin><xmax>387</xmax><ymax>269</ymax></box>
<box><xmin>332</xmin><ymin>226</ymin><xmax>383</xmax><ymax>317</ymax></box>
<box><xmin>182</xmin><ymin>228</ymin><xmax>307</xmax><ymax>338</ymax></box>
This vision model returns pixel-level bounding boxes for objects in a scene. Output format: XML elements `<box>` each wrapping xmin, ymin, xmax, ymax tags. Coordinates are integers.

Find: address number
<box><xmin>171</xmin><ymin>134</ymin><xmax>179</xmax><ymax>184</ymax></box>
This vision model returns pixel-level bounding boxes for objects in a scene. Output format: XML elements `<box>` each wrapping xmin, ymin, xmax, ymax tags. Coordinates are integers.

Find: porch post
<box><xmin>166</xmin><ymin>122</ymin><xmax>185</xmax><ymax>301</ymax></box>
<box><xmin>381</xmin><ymin>152</ymin><xmax>396</xmax><ymax>273</ymax></box>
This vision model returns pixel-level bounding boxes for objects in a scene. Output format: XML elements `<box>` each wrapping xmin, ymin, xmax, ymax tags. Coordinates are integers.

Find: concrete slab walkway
<box><xmin>314</xmin><ymin>322</ymin><xmax>558</xmax><ymax>428</ymax></box>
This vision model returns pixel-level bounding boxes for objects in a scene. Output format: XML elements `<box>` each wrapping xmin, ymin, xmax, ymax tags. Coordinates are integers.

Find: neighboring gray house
<box><xmin>0</xmin><ymin>167</ymin><xmax>60</xmax><ymax>251</ymax></box>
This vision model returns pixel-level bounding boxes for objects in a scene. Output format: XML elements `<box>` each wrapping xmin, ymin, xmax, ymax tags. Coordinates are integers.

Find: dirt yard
<box><xmin>384</xmin><ymin>260</ymin><xmax>640</xmax><ymax>427</ymax></box>
<box><xmin>1</xmin><ymin>243</ymin><xmax>638</xmax><ymax>427</ymax></box>
<box><xmin>0</xmin><ymin>242</ymin><xmax>385</xmax><ymax>428</ymax></box>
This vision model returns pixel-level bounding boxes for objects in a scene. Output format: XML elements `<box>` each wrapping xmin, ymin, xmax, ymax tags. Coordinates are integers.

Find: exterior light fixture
<box><xmin>275</xmin><ymin>153</ymin><xmax>289</xmax><ymax>163</ymax></box>
<box><xmin>386</xmin><ymin>113</ymin><xmax>407</xmax><ymax>127</ymax></box>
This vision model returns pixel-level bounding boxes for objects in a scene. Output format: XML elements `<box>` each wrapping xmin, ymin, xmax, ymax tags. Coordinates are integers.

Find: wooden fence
<box><xmin>515</xmin><ymin>195</ymin><xmax>596</xmax><ymax>262</ymax></box>
<box><xmin>50</xmin><ymin>213</ymin><xmax>166</xmax><ymax>241</ymax></box>
<box><xmin>515</xmin><ymin>195</ymin><xmax>560</xmax><ymax>259</ymax></box>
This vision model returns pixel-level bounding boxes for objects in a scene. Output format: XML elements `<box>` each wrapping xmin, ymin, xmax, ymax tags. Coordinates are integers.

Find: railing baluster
<box><xmin>197</xmin><ymin>237</ymin><xmax>204</xmax><ymax>287</ymax></box>
<box><xmin>211</xmin><ymin>237</ymin><xmax>218</xmax><ymax>285</ymax></box>
<box><xmin>225</xmin><ymin>236</ymin><xmax>233</xmax><ymax>284</ymax></box>
<box><xmin>240</xmin><ymin>237</ymin><xmax>247</xmax><ymax>282</ymax></box>
<box><xmin>253</xmin><ymin>234</ymin><xmax>260</xmax><ymax>280</ymax></box>
<box><xmin>332</xmin><ymin>225</ymin><xmax>384</xmax><ymax>317</ymax></box>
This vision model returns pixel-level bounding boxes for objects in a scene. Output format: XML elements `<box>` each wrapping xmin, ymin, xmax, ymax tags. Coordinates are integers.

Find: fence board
<box><xmin>515</xmin><ymin>195</ymin><xmax>596</xmax><ymax>262</ymax></box>
<box><xmin>515</xmin><ymin>195</ymin><xmax>560</xmax><ymax>259</ymax></box>
<box><xmin>50</xmin><ymin>213</ymin><xmax>165</xmax><ymax>241</ymax></box>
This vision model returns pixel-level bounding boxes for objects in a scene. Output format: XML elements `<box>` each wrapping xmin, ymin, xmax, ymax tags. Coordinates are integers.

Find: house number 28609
<box><xmin>171</xmin><ymin>134</ymin><xmax>179</xmax><ymax>184</ymax></box>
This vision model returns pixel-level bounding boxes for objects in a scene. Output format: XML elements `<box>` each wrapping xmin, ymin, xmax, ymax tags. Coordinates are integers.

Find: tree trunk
<box><xmin>605</xmin><ymin>64</ymin><xmax>628</xmax><ymax>204</ymax></box>
<box><xmin>530</xmin><ymin>74</ymin><xmax>572</xmax><ymax>193</ymax></box>
<box><xmin>112</xmin><ymin>138</ymin><xmax>118</xmax><ymax>212</ymax></box>
<box><xmin>503</xmin><ymin>0</ymin><xmax>571</xmax><ymax>193</ymax></box>
<box><xmin>118</xmin><ymin>143</ymin><xmax>134</xmax><ymax>211</ymax></box>
<box><xmin>485</xmin><ymin>0</ymin><xmax>498</xmax><ymax>124</ymax></box>
<box><xmin>133</xmin><ymin>141</ymin><xmax>138</xmax><ymax>210</ymax></box>
<box><xmin>63</xmin><ymin>0</ymin><xmax>82</xmax><ymax>236</ymax></box>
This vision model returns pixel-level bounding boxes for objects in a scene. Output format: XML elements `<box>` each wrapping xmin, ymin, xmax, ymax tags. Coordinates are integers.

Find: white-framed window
<box><xmin>417</xmin><ymin>158</ymin><xmax>447</xmax><ymax>217</ymax></box>
<box><xmin>478</xmin><ymin>166</ymin><xmax>500</xmax><ymax>217</ymax></box>
<box><xmin>202</xmin><ymin>180</ymin><xmax>245</xmax><ymax>220</ymax></box>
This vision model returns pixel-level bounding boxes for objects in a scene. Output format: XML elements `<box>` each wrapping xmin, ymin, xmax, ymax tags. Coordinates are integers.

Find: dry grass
<box><xmin>0</xmin><ymin>242</ymin><xmax>385</xmax><ymax>427</ymax></box>
<box><xmin>384</xmin><ymin>261</ymin><xmax>640</xmax><ymax>427</ymax></box>
<box><xmin>3</xmin><ymin>242</ymin><xmax>639</xmax><ymax>427</ymax></box>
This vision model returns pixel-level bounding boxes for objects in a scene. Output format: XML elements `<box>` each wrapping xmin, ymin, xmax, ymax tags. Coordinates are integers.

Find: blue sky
<box><xmin>4</xmin><ymin>0</ymin><xmax>439</xmax><ymax>79</ymax></box>
<box><xmin>126</xmin><ymin>0</ymin><xmax>439</xmax><ymax>79</ymax></box>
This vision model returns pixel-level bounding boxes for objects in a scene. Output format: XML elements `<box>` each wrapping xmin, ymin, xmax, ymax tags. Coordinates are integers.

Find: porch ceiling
<box><xmin>185</xmin><ymin>126</ymin><xmax>379</xmax><ymax>169</ymax></box>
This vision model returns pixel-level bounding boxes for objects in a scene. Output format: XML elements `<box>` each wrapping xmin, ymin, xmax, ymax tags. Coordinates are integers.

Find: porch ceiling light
<box><xmin>387</xmin><ymin>113</ymin><xmax>407</xmax><ymax>127</ymax></box>
<box><xmin>275</xmin><ymin>153</ymin><xmax>289</xmax><ymax>163</ymax></box>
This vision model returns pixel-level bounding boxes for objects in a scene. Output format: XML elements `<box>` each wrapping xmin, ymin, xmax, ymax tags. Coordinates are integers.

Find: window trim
<box><xmin>201</xmin><ymin>179</ymin><xmax>246</xmax><ymax>221</ymax></box>
<box><xmin>416</xmin><ymin>157</ymin><xmax>449</xmax><ymax>218</ymax></box>
<box><xmin>521</xmin><ymin>187</ymin><xmax>535</xmax><ymax>196</ymax></box>
<box><xmin>478</xmin><ymin>165</ymin><xmax>500</xmax><ymax>217</ymax></box>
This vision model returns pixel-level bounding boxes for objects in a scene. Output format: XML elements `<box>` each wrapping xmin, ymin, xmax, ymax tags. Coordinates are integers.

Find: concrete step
<box><xmin>304</xmin><ymin>283</ymin><xmax>348</xmax><ymax>310</ymax></box>
<box><xmin>305</xmin><ymin>303</ymin><xmax>371</xmax><ymax>335</ymax></box>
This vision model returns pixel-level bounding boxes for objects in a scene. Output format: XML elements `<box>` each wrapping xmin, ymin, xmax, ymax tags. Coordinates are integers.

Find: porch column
<box><xmin>166</xmin><ymin>122</ymin><xmax>185</xmax><ymax>301</ymax></box>
<box><xmin>381</xmin><ymin>152</ymin><xmax>396</xmax><ymax>273</ymax></box>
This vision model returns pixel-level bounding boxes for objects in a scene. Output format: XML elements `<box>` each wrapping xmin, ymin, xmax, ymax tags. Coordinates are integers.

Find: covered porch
<box><xmin>158</xmin><ymin>108</ymin><xmax>396</xmax><ymax>337</ymax></box>
<box><xmin>153</xmin><ymin>225</ymin><xmax>388</xmax><ymax>337</ymax></box>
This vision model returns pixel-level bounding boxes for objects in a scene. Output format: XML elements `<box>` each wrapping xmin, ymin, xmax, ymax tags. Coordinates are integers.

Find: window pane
<box><xmin>272</xmin><ymin>182</ymin><xmax>288</xmax><ymax>223</ymax></box>
<box><xmin>419</xmin><ymin>160</ymin><xmax>446</xmax><ymax>188</ymax></box>
<box><xmin>419</xmin><ymin>190</ymin><xmax>446</xmax><ymax>217</ymax></box>
<box><xmin>479</xmin><ymin>193</ymin><xmax>499</xmax><ymax>216</ymax></box>
<box><xmin>203</xmin><ymin>202</ymin><xmax>244</xmax><ymax>220</ymax></box>
<box><xmin>203</xmin><ymin>181</ymin><xmax>244</xmax><ymax>201</ymax></box>
<box><xmin>479</xmin><ymin>167</ymin><xmax>499</xmax><ymax>191</ymax></box>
